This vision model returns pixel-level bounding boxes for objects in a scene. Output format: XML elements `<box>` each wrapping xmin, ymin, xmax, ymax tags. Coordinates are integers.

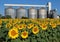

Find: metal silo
<box><xmin>57</xmin><ymin>15</ymin><xmax>59</xmax><ymax>19</ymax></box>
<box><xmin>39</xmin><ymin>7</ymin><xmax>47</xmax><ymax>18</ymax></box>
<box><xmin>28</xmin><ymin>7</ymin><xmax>37</xmax><ymax>19</ymax></box>
<box><xmin>53</xmin><ymin>9</ymin><xmax>57</xmax><ymax>18</ymax></box>
<box><xmin>5</xmin><ymin>6</ymin><xmax>16</xmax><ymax>19</ymax></box>
<box><xmin>16</xmin><ymin>7</ymin><xmax>27</xmax><ymax>18</ymax></box>
<box><xmin>50</xmin><ymin>9</ymin><xmax>57</xmax><ymax>18</ymax></box>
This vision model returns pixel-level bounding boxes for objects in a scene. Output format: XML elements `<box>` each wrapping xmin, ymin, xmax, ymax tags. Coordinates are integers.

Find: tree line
<box><xmin>0</xmin><ymin>14</ymin><xmax>28</xmax><ymax>19</ymax></box>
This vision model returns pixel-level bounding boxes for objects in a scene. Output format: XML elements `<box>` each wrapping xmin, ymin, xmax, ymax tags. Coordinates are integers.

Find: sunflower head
<box><xmin>51</xmin><ymin>23</ymin><xmax>57</xmax><ymax>28</ymax></box>
<box><xmin>13</xmin><ymin>19</ymin><xmax>18</xmax><ymax>25</ymax></box>
<box><xmin>18</xmin><ymin>24</ymin><xmax>24</xmax><ymax>30</ymax></box>
<box><xmin>15</xmin><ymin>24</ymin><xmax>19</xmax><ymax>29</ymax></box>
<box><xmin>49</xmin><ymin>21</ymin><xmax>54</xmax><ymax>25</ymax></box>
<box><xmin>27</xmin><ymin>23</ymin><xmax>34</xmax><ymax>29</ymax></box>
<box><xmin>8</xmin><ymin>27</ymin><xmax>19</xmax><ymax>39</ymax></box>
<box><xmin>57</xmin><ymin>21</ymin><xmax>60</xmax><ymax>25</ymax></box>
<box><xmin>32</xmin><ymin>26</ymin><xmax>39</xmax><ymax>34</ymax></box>
<box><xmin>6</xmin><ymin>23</ymin><xmax>12</xmax><ymax>28</ymax></box>
<box><xmin>41</xmin><ymin>24</ymin><xmax>47</xmax><ymax>30</ymax></box>
<box><xmin>21</xmin><ymin>31</ymin><xmax>28</xmax><ymax>39</ymax></box>
<box><xmin>22</xmin><ymin>24</ymin><xmax>27</xmax><ymax>28</ymax></box>
<box><xmin>44</xmin><ymin>21</ymin><xmax>49</xmax><ymax>25</ymax></box>
<box><xmin>8</xmin><ymin>19</ymin><xmax>13</xmax><ymax>24</ymax></box>
<box><xmin>0</xmin><ymin>20</ymin><xmax>2</xmax><ymax>25</ymax></box>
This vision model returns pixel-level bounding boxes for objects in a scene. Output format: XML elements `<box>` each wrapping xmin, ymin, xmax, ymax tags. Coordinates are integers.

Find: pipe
<box><xmin>4</xmin><ymin>4</ymin><xmax>47</xmax><ymax>7</ymax></box>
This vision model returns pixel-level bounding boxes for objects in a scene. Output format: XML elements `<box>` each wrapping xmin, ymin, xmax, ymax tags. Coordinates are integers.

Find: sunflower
<box><xmin>32</xmin><ymin>26</ymin><xmax>39</xmax><ymax>34</ymax></box>
<box><xmin>49</xmin><ymin>21</ymin><xmax>54</xmax><ymax>25</ymax></box>
<box><xmin>41</xmin><ymin>24</ymin><xmax>47</xmax><ymax>30</ymax></box>
<box><xmin>13</xmin><ymin>19</ymin><xmax>18</xmax><ymax>25</ymax></box>
<box><xmin>56</xmin><ymin>21</ymin><xmax>60</xmax><ymax>25</ymax></box>
<box><xmin>25</xmin><ymin>19</ymin><xmax>29</xmax><ymax>23</ymax></box>
<box><xmin>50</xmin><ymin>19</ymin><xmax>54</xmax><ymax>21</ymax></box>
<box><xmin>14</xmin><ymin>24</ymin><xmax>19</xmax><ymax>28</ymax></box>
<box><xmin>0</xmin><ymin>20</ymin><xmax>2</xmax><ymax>25</ymax></box>
<box><xmin>6</xmin><ymin>23</ymin><xmax>12</xmax><ymax>28</ymax></box>
<box><xmin>18</xmin><ymin>24</ymin><xmax>25</xmax><ymax>30</ymax></box>
<box><xmin>22</xmin><ymin>24</ymin><xmax>27</xmax><ymax>28</ymax></box>
<box><xmin>27</xmin><ymin>23</ymin><xmax>34</xmax><ymax>29</ymax></box>
<box><xmin>21</xmin><ymin>31</ymin><xmax>28</xmax><ymax>39</ymax></box>
<box><xmin>13</xmin><ymin>19</ymin><xmax>18</xmax><ymax>23</ymax></box>
<box><xmin>8</xmin><ymin>19</ymin><xmax>13</xmax><ymax>24</ymax></box>
<box><xmin>17</xmin><ymin>20</ymin><xmax>21</xmax><ymax>24</ymax></box>
<box><xmin>39</xmin><ymin>23</ymin><xmax>44</xmax><ymax>27</ymax></box>
<box><xmin>51</xmin><ymin>23</ymin><xmax>57</xmax><ymax>28</ymax></box>
<box><xmin>8</xmin><ymin>27</ymin><xmax>19</xmax><ymax>39</ymax></box>
<box><xmin>43</xmin><ymin>21</ymin><xmax>49</xmax><ymax>25</ymax></box>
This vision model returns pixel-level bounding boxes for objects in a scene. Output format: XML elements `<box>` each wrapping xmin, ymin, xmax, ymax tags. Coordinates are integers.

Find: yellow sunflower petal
<box><xmin>32</xmin><ymin>26</ymin><xmax>39</xmax><ymax>34</ymax></box>
<box><xmin>21</xmin><ymin>31</ymin><xmax>28</xmax><ymax>39</ymax></box>
<box><xmin>8</xmin><ymin>27</ymin><xmax>19</xmax><ymax>39</ymax></box>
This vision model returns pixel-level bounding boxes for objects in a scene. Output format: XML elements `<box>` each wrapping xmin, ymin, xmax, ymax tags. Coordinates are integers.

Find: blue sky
<box><xmin>0</xmin><ymin>0</ymin><xmax>60</xmax><ymax>16</ymax></box>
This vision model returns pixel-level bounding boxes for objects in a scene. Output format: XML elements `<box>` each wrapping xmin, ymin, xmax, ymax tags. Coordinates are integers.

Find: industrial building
<box><xmin>16</xmin><ymin>7</ymin><xmax>27</xmax><ymax>18</ymax></box>
<box><xmin>4</xmin><ymin>2</ymin><xmax>60</xmax><ymax>19</ymax></box>
<box><xmin>5</xmin><ymin>6</ymin><xmax>16</xmax><ymax>19</ymax></box>
<box><xmin>28</xmin><ymin>7</ymin><xmax>37</xmax><ymax>19</ymax></box>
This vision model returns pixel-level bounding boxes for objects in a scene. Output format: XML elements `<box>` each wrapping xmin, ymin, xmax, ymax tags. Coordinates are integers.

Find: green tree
<box><xmin>5</xmin><ymin>15</ymin><xmax>11</xmax><ymax>19</ymax></box>
<box><xmin>21</xmin><ymin>17</ymin><xmax>28</xmax><ymax>19</ymax></box>
<box><xmin>0</xmin><ymin>14</ymin><xmax>2</xmax><ymax>18</ymax></box>
<box><xmin>1</xmin><ymin>16</ymin><xmax>6</xmax><ymax>19</ymax></box>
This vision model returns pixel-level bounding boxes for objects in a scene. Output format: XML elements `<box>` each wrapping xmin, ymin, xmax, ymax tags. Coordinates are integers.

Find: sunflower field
<box><xmin>0</xmin><ymin>19</ymin><xmax>60</xmax><ymax>42</ymax></box>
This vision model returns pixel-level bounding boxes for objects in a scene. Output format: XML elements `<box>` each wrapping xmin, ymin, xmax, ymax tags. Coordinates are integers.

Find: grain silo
<box><xmin>28</xmin><ymin>7</ymin><xmax>37</xmax><ymax>19</ymax></box>
<box><xmin>5</xmin><ymin>6</ymin><xmax>16</xmax><ymax>19</ymax></box>
<box><xmin>39</xmin><ymin>7</ymin><xmax>47</xmax><ymax>18</ymax></box>
<box><xmin>57</xmin><ymin>15</ymin><xmax>59</xmax><ymax>18</ymax></box>
<box><xmin>50</xmin><ymin>9</ymin><xmax>57</xmax><ymax>18</ymax></box>
<box><xmin>16</xmin><ymin>7</ymin><xmax>27</xmax><ymax>18</ymax></box>
<box><xmin>53</xmin><ymin>9</ymin><xmax>57</xmax><ymax>18</ymax></box>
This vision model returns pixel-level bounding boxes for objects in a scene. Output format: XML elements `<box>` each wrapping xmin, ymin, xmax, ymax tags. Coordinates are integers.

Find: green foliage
<box><xmin>0</xmin><ymin>14</ymin><xmax>2</xmax><ymax>18</ymax></box>
<box><xmin>0</xmin><ymin>14</ymin><xmax>6</xmax><ymax>19</ymax></box>
<box><xmin>21</xmin><ymin>17</ymin><xmax>29</xmax><ymax>19</ymax></box>
<box><xmin>0</xmin><ymin>14</ymin><xmax>12</xmax><ymax>19</ymax></box>
<box><xmin>5</xmin><ymin>15</ymin><xmax>11</xmax><ymax>19</ymax></box>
